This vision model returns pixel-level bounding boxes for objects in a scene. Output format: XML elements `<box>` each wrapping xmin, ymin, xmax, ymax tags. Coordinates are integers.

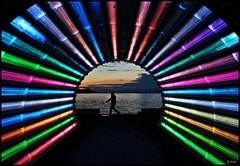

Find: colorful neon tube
<box><xmin>126</xmin><ymin>1</ymin><xmax>151</xmax><ymax>61</ymax></box>
<box><xmin>150</xmin><ymin>18</ymin><xmax>228</xmax><ymax>71</ymax></box>
<box><xmin>165</xmin><ymin>104</ymin><xmax>238</xmax><ymax>127</ymax></box>
<box><xmin>2</xmin><ymin>97</ymin><xmax>74</xmax><ymax>112</ymax></box>
<box><xmin>145</xmin><ymin>6</ymin><xmax>212</xmax><ymax>68</ymax></box>
<box><xmin>160</xmin><ymin>71</ymin><xmax>239</xmax><ymax>88</ymax></box>
<box><xmin>69</xmin><ymin>1</ymin><xmax>105</xmax><ymax>63</ymax></box>
<box><xmin>107</xmin><ymin>1</ymin><xmax>118</xmax><ymax>60</ymax></box>
<box><xmin>1</xmin><ymin>87</ymin><xmax>74</xmax><ymax>96</ymax></box>
<box><xmin>164</xmin><ymin>110</ymin><xmax>239</xmax><ymax>144</ymax></box>
<box><xmin>160</xmin><ymin>122</ymin><xmax>225</xmax><ymax>165</ymax></box>
<box><xmin>163</xmin><ymin>87</ymin><xmax>239</xmax><ymax>96</ymax></box>
<box><xmin>14</xmin><ymin>122</ymin><xmax>77</xmax><ymax>165</ymax></box>
<box><xmin>1</xmin><ymin>31</ymin><xmax>84</xmax><ymax>77</ymax></box>
<box><xmin>163</xmin><ymin>116</ymin><xmax>239</xmax><ymax>161</ymax></box>
<box><xmin>2</xmin><ymin>70</ymin><xmax>77</xmax><ymax>88</ymax></box>
<box><xmin>1</xmin><ymin>103</ymin><xmax>73</xmax><ymax>128</ymax></box>
<box><xmin>140</xmin><ymin>1</ymin><xmax>194</xmax><ymax>65</ymax></box>
<box><xmin>27</xmin><ymin>4</ymin><xmax>93</xmax><ymax>68</ymax></box>
<box><xmin>1</xmin><ymin>117</ymin><xmax>75</xmax><ymax>162</ymax></box>
<box><xmin>154</xmin><ymin>32</ymin><xmax>239</xmax><ymax>77</ymax></box>
<box><xmin>1</xmin><ymin>51</ymin><xmax>80</xmax><ymax>82</ymax></box>
<box><xmin>47</xmin><ymin>2</ymin><xmax>99</xmax><ymax>65</ymax></box>
<box><xmin>2</xmin><ymin>110</ymin><xmax>73</xmax><ymax>144</ymax></box>
<box><xmin>158</xmin><ymin>53</ymin><xmax>238</xmax><ymax>82</ymax></box>
<box><xmin>165</xmin><ymin>97</ymin><xmax>239</xmax><ymax>112</ymax></box>
<box><xmin>133</xmin><ymin>1</ymin><xmax>170</xmax><ymax>62</ymax></box>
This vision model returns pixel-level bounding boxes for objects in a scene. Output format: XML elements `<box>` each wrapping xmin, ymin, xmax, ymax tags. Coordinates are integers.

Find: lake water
<box><xmin>76</xmin><ymin>93</ymin><xmax>163</xmax><ymax>114</ymax></box>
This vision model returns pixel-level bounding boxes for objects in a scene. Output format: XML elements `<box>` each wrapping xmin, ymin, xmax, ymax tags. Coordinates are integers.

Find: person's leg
<box><xmin>113</xmin><ymin>107</ymin><xmax>120</xmax><ymax>114</ymax></box>
<box><xmin>109</xmin><ymin>106</ymin><xmax>113</xmax><ymax>115</ymax></box>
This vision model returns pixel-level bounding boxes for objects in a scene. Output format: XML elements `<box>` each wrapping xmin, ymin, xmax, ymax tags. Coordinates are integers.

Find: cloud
<box><xmin>87</xmin><ymin>73</ymin><xmax>160</xmax><ymax>93</ymax></box>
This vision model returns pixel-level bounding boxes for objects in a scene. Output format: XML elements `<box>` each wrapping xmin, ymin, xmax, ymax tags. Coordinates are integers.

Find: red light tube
<box><xmin>14</xmin><ymin>122</ymin><xmax>77</xmax><ymax>165</ymax></box>
<box><xmin>107</xmin><ymin>1</ymin><xmax>118</xmax><ymax>60</ymax></box>
<box><xmin>48</xmin><ymin>2</ymin><xmax>99</xmax><ymax>65</ymax></box>
<box><xmin>126</xmin><ymin>2</ymin><xmax>151</xmax><ymax>60</ymax></box>
<box><xmin>133</xmin><ymin>1</ymin><xmax>170</xmax><ymax>62</ymax></box>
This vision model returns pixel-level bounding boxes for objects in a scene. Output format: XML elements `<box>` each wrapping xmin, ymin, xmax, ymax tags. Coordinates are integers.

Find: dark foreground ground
<box><xmin>34</xmin><ymin>115</ymin><xmax>203</xmax><ymax>165</ymax></box>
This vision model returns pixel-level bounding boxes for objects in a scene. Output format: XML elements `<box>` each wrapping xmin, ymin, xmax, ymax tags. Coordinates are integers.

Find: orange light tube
<box><xmin>1</xmin><ymin>110</ymin><xmax>73</xmax><ymax>144</ymax></box>
<box><xmin>164</xmin><ymin>110</ymin><xmax>239</xmax><ymax>144</ymax></box>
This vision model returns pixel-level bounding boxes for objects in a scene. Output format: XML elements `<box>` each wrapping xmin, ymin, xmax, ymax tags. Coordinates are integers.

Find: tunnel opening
<box><xmin>76</xmin><ymin>61</ymin><xmax>163</xmax><ymax>115</ymax></box>
<box><xmin>1</xmin><ymin>1</ymin><xmax>239</xmax><ymax>165</ymax></box>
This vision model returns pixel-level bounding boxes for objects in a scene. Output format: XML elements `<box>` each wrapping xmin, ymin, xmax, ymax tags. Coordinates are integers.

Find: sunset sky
<box><xmin>79</xmin><ymin>61</ymin><xmax>160</xmax><ymax>92</ymax></box>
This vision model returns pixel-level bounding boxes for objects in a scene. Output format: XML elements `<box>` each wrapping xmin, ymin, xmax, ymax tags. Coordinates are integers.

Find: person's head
<box><xmin>111</xmin><ymin>91</ymin><xmax>114</xmax><ymax>95</ymax></box>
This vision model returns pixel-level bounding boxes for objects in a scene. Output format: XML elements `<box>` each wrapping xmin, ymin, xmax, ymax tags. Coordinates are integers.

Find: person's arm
<box><xmin>106</xmin><ymin>98</ymin><xmax>111</xmax><ymax>102</ymax></box>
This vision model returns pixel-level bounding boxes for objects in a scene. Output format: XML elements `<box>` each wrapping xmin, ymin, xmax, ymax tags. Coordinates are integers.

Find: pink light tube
<box><xmin>150</xmin><ymin>18</ymin><xmax>228</xmax><ymax>71</ymax></box>
<box><xmin>158</xmin><ymin>53</ymin><xmax>239</xmax><ymax>82</ymax></box>
<box><xmin>14</xmin><ymin>122</ymin><xmax>77</xmax><ymax>165</ymax></box>
<box><xmin>160</xmin><ymin>71</ymin><xmax>238</xmax><ymax>88</ymax></box>
<box><xmin>2</xmin><ymin>70</ymin><xmax>77</xmax><ymax>88</ymax></box>
<box><xmin>126</xmin><ymin>1</ymin><xmax>151</xmax><ymax>60</ymax></box>
<box><xmin>48</xmin><ymin>2</ymin><xmax>99</xmax><ymax>65</ymax></box>
<box><xmin>133</xmin><ymin>1</ymin><xmax>170</xmax><ymax>62</ymax></box>
<box><xmin>107</xmin><ymin>1</ymin><xmax>118</xmax><ymax>60</ymax></box>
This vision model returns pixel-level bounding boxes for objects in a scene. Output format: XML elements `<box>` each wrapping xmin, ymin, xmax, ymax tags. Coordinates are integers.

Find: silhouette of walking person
<box><xmin>106</xmin><ymin>91</ymin><xmax>120</xmax><ymax>115</ymax></box>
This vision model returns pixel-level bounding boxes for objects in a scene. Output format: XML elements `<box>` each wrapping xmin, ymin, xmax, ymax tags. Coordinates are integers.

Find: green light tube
<box><xmin>1</xmin><ymin>117</ymin><xmax>74</xmax><ymax>162</ymax></box>
<box><xmin>1</xmin><ymin>31</ymin><xmax>84</xmax><ymax>77</ymax></box>
<box><xmin>163</xmin><ymin>116</ymin><xmax>239</xmax><ymax>161</ymax></box>
<box><xmin>1</xmin><ymin>51</ymin><xmax>80</xmax><ymax>82</ymax></box>
<box><xmin>165</xmin><ymin>103</ymin><xmax>238</xmax><ymax>128</ymax></box>
<box><xmin>160</xmin><ymin>122</ymin><xmax>225</xmax><ymax>165</ymax></box>
<box><xmin>154</xmin><ymin>32</ymin><xmax>238</xmax><ymax>77</ymax></box>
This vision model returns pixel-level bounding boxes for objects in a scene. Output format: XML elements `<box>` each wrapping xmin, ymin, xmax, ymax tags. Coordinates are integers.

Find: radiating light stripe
<box><xmin>164</xmin><ymin>104</ymin><xmax>239</xmax><ymax>127</ymax></box>
<box><xmin>163</xmin><ymin>87</ymin><xmax>239</xmax><ymax>96</ymax></box>
<box><xmin>1</xmin><ymin>117</ymin><xmax>75</xmax><ymax>162</ymax></box>
<box><xmin>2</xmin><ymin>70</ymin><xmax>77</xmax><ymax>88</ymax></box>
<box><xmin>163</xmin><ymin>116</ymin><xmax>239</xmax><ymax>161</ymax></box>
<box><xmin>164</xmin><ymin>110</ymin><xmax>239</xmax><ymax>144</ymax></box>
<box><xmin>1</xmin><ymin>51</ymin><xmax>80</xmax><ymax>82</ymax></box>
<box><xmin>1</xmin><ymin>110</ymin><xmax>73</xmax><ymax>144</ymax></box>
<box><xmin>1</xmin><ymin>104</ymin><xmax>73</xmax><ymax>128</ymax></box>
<box><xmin>14</xmin><ymin>122</ymin><xmax>77</xmax><ymax>165</ymax></box>
<box><xmin>160</xmin><ymin>122</ymin><xmax>225</xmax><ymax>165</ymax></box>
<box><xmin>165</xmin><ymin>97</ymin><xmax>239</xmax><ymax>112</ymax></box>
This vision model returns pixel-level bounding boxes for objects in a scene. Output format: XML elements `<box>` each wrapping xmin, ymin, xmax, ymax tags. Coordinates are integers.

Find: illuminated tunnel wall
<box><xmin>1</xmin><ymin>1</ymin><xmax>239</xmax><ymax>164</ymax></box>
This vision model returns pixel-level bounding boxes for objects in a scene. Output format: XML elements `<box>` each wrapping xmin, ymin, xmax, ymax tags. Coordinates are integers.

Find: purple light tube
<box><xmin>2</xmin><ymin>70</ymin><xmax>77</xmax><ymax>88</ymax></box>
<box><xmin>158</xmin><ymin>52</ymin><xmax>239</xmax><ymax>82</ymax></box>
<box><xmin>150</xmin><ymin>18</ymin><xmax>227</xmax><ymax>72</ymax></box>
<box><xmin>160</xmin><ymin>71</ymin><xmax>238</xmax><ymax>88</ymax></box>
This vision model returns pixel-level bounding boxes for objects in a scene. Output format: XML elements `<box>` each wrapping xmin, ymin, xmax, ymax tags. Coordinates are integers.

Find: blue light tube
<box><xmin>163</xmin><ymin>87</ymin><xmax>239</xmax><ymax>96</ymax></box>
<box><xmin>2</xmin><ymin>97</ymin><xmax>74</xmax><ymax>112</ymax></box>
<box><xmin>27</xmin><ymin>4</ymin><xmax>93</xmax><ymax>69</ymax></box>
<box><xmin>88</xmin><ymin>1</ymin><xmax>104</xmax><ymax>26</ymax></box>
<box><xmin>69</xmin><ymin>1</ymin><xmax>105</xmax><ymax>63</ymax></box>
<box><xmin>1</xmin><ymin>87</ymin><xmax>75</xmax><ymax>96</ymax></box>
<box><xmin>11</xmin><ymin>16</ymin><xmax>47</xmax><ymax>44</ymax></box>
<box><xmin>165</xmin><ymin>97</ymin><xmax>239</xmax><ymax>112</ymax></box>
<box><xmin>1</xmin><ymin>103</ymin><xmax>73</xmax><ymax>128</ymax></box>
<box><xmin>145</xmin><ymin>6</ymin><xmax>212</xmax><ymax>68</ymax></box>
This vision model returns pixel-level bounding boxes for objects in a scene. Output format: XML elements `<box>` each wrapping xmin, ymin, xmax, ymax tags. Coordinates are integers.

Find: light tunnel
<box><xmin>1</xmin><ymin>1</ymin><xmax>239</xmax><ymax>165</ymax></box>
